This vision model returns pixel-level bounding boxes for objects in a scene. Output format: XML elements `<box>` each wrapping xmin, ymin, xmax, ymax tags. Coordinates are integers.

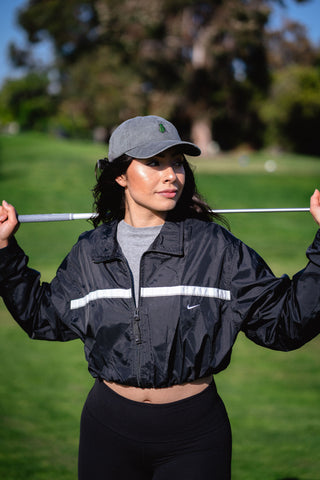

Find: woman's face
<box><xmin>116</xmin><ymin>148</ymin><xmax>185</xmax><ymax>226</ymax></box>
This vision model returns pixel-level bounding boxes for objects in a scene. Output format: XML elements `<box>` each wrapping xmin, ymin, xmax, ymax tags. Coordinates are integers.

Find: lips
<box><xmin>157</xmin><ymin>189</ymin><xmax>178</xmax><ymax>198</ymax></box>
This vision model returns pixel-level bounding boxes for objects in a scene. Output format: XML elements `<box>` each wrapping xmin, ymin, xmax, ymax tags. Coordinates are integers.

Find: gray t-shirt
<box><xmin>117</xmin><ymin>220</ymin><xmax>163</xmax><ymax>305</ymax></box>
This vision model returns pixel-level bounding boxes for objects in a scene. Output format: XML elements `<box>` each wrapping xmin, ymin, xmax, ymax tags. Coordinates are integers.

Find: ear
<box><xmin>115</xmin><ymin>174</ymin><xmax>127</xmax><ymax>188</ymax></box>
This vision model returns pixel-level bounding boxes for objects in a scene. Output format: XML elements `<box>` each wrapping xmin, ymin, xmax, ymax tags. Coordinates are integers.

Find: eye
<box><xmin>146</xmin><ymin>159</ymin><xmax>160</xmax><ymax>167</ymax></box>
<box><xmin>172</xmin><ymin>158</ymin><xmax>184</xmax><ymax>168</ymax></box>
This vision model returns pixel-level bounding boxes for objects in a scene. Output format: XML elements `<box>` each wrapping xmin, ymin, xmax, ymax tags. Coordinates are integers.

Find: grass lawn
<box><xmin>0</xmin><ymin>132</ymin><xmax>320</xmax><ymax>480</ymax></box>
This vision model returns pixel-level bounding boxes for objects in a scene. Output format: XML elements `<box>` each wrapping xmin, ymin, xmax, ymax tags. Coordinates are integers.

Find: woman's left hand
<box><xmin>310</xmin><ymin>189</ymin><xmax>320</xmax><ymax>226</ymax></box>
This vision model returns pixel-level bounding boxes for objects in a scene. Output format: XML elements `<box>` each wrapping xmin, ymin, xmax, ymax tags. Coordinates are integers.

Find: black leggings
<box><xmin>78</xmin><ymin>379</ymin><xmax>232</xmax><ymax>480</ymax></box>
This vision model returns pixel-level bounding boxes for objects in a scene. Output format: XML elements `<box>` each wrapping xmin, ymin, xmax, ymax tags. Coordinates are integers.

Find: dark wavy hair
<box><xmin>91</xmin><ymin>154</ymin><xmax>228</xmax><ymax>228</ymax></box>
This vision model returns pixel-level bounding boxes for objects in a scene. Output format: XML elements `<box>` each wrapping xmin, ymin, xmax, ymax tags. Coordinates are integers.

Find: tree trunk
<box><xmin>190</xmin><ymin>117</ymin><xmax>219</xmax><ymax>156</ymax></box>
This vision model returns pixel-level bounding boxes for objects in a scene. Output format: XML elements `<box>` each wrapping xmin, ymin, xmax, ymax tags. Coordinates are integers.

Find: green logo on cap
<box><xmin>159</xmin><ymin>123</ymin><xmax>166</xmax><ymax>133</ymax></box>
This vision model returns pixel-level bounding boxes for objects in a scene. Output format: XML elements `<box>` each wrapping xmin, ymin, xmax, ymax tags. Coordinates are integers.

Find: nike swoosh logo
<box><xmin>187</xmin><ymin>304</ymin><xmax>200</xmax><ymax>310</ymax></box>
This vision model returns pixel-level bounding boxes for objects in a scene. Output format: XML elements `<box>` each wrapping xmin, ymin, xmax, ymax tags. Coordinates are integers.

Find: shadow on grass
<box><xmin>278</xmin><ymin>477</ymin><xmax>318</xmax><ymax>480</ymax></box>
<box><xmin>278</xmin><ymin>478</ymin><xmax>300</xmax><ymax>480</ymax></box>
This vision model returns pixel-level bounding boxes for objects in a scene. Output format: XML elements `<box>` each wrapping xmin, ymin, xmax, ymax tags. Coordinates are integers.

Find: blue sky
<box><xmin>0</xmin><ymin>0</ymin><xmax>55</xmax><ymax>86</ymax></box>
<box><xmin>1</xmin><ymin>0</ymin><xmax>320</xmax><ymax>87</ymax></box>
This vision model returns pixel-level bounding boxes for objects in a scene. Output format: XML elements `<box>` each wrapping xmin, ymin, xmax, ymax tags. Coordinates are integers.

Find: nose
<box><xmin>163</xmin><ymin>165</ymin><xmax>177</xmax><ymax>182</ymax></box>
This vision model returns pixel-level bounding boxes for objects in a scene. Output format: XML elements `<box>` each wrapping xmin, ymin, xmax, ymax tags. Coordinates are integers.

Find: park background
<box><xmin>0</xmin><ymin>1</ymin><xmax>320</xmax><ymax>479</ymax></box>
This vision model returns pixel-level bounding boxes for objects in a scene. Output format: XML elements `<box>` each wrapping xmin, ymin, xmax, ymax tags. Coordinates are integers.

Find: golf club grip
<box><xmin>18</xmin><ymin>214</ymin><xmax>75</xmax><ymax>223</ymax></box>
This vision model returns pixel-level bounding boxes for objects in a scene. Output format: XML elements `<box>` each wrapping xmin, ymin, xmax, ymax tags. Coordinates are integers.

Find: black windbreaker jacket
<box><xmin>0</xmin><ymin>218</ymin><xmax>320</xmax><ymax>388</ymax></box>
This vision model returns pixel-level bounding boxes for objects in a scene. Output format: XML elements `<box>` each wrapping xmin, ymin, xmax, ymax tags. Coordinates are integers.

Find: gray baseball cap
<box><xmin>108</xmin><ymin>115</ymin><xmax>201</xmax><ymax>161</ymax></box>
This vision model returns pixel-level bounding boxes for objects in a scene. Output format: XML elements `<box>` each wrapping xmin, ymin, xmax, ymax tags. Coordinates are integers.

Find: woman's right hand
<box><xmin>0</xmin><ymin>200</ymin><xmax>19</xmax><ymax>249</ymax></box>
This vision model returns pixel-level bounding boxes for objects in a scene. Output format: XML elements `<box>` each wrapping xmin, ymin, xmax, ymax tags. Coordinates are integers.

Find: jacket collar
<box><xmin>91</xmin><ymin>219</ymin><xmax>184</xmax><ymax>263</ymax></box>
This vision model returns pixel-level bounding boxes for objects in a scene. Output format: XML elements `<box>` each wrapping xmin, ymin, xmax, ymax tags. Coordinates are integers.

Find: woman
<box><xmin>0</xmin><ymin>115</ymin><xmax>320</xmax><ymax>480</ymax></box>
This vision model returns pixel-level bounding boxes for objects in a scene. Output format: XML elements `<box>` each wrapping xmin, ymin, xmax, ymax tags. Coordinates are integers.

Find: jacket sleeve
<box><xmin>0</xmin><ymin>237</ymin><xmax>82</xmax><ymax>342</ymax></box>
<box><xmin>231</xmin><ymin>229</ymin><xmax>320</xmax><ymax>351</ymax></box>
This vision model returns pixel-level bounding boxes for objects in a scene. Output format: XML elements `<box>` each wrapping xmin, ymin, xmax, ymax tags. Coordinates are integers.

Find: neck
<box><xmin>123</xmin><ymin>209</ymin><xmax>166</xmax><ymax>228</ymax></box>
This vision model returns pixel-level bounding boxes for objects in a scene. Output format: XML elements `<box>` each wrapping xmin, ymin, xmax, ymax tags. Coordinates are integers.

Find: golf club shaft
<box><xmin>214</xmin><ymin>208</ymin><xmax>310</xmax><ymax>214</ymax></box>
<box><xmin>17</xmin><ymin>208</ymin><xmax>310</xmax><ymax>223</ymax></box>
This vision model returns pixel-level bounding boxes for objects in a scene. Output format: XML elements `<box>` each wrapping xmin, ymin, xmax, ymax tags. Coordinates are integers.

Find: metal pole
<box><xmin>17</xmin><ymin>208</ymin><xmax>310</xmax><ymax>223</ymax></box>
<box><xmin>212</xmin><ymin>208</ymin><xmax>310</xmax><ymax>214</ymax></box>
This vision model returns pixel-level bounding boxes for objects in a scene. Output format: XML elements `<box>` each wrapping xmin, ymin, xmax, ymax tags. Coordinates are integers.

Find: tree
<box><xmin>0</xmin><ymin>73</ymin><xmax>57</xmax><ymax>130</ymax></box>
<box><xmin>260</xmin><ymin>65</ymin><xmax>320</xmax><ymax>155</ymax></box>
<box><xmin>263</xmin><ymin>12</ymin><xmax>320</xmax><ymax>155</ymax></box>
<box><xmin>267</xmin><ymin>19</ymin><xmax>318</xmax><ymax>70</ymax></box>
<box><xmin>8</xmin><ymin>0</ymin><xmax>317</xmax><ymax>151</ymax></box>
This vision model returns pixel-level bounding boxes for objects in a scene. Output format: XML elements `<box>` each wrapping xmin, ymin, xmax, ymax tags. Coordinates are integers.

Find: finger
<box><xmin>0</xmin><ymin>201</ymin><xmax>18</xmax><ymax>228</ymax></box>
<box><xmin>310</xmin><ymin>189</ymin><xmax>320</xmax><ymax>208</ymax></box>
<box><xmin>0</xmin><ymin>200</ymin><xmax>9</xmax><ymax>222</ymax></box>
<box><xmin>1</xmin><ymin>200</ymin><xmax>18</xmax><ymax>221</ymax></box>
<box><xmin>310</xmin><ymin>189</ymin><xmax>320</xmax><ymax>226</ymax></box>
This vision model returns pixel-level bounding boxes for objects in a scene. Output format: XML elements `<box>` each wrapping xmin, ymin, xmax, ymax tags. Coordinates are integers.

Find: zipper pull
<box><xmin>133</xmin><ymin>308</ymin><xmax>142</xmax><ymax>344</ymax></box>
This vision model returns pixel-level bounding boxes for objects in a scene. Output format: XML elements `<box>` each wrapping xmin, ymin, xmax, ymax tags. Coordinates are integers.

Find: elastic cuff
<box><xmin>0</xmin><ymin>236</ymin><xmax>19</xmax><ymax>254</ymax></box>
<box><xmin>306</xmin><ymin>229</ymin><xmax>320</xmax><ymax>266</ymax></box>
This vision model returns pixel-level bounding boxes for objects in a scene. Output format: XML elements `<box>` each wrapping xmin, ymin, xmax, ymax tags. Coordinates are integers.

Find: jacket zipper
<box><xmin>133</xmin><ymin>307</ymin><xmax>142</xmax><ymax>386</ymax></box>
<box><xmin>121</xmin><ymin>255</ymin><xmax>143</xmax><ymax>386</ymax></box>
<box><xmin>133</xmin><ymin>308</ymin><xmax>142</xmax><ymax>344</ymax></box>
<box><xmin>133</xmin><ymin>250</ymin><xmax>150</xmax><ymax>387</ymax></box>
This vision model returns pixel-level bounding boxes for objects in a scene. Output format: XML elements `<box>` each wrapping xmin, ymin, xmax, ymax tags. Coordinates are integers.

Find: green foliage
<box><xmin>12</xmin><ymin>0</ymin><xmax>275</xmax><ymax>148</ymax></box>
<box><xmin>0</xmin><ymin>73</ymin><xmax>57</xmax><ymax>131</ymax></box>
<box><xmin>261</xmin><ymin>65</ymin><xmax>320</xmax><ymax>155</ymax></box>
<box><xmin>2</xmin><ymin>0</ymin><xmax>320</xmax><ymax>153</ymax></box>
<box><xmin>56</xmin><ymin>45</ymin><xmax>146</xmax><ymax>132</ymax></box>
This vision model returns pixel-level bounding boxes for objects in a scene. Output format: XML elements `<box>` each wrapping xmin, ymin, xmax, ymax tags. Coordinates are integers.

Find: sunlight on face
<box><xmin>116</xmin><ymin>148</ymin><xmax>186</xmax><ymax>226</ymax></box>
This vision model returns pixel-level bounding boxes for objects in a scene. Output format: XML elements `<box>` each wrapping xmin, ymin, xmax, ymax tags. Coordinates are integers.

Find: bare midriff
<box><xmin>103</xmin><ymin>375</ymin><xmax>212</xmax><ymax>404</ymax></box>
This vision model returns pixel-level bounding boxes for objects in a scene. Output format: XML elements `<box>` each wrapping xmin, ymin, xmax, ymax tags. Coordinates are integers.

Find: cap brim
<box><xmin>126</xmin><ymin>140</ymin><xmax>201</xmax><ymax>158</ymax></box>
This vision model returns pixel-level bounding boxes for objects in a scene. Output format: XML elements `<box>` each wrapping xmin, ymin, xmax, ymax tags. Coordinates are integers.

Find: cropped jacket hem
<box><xmin>0</xmin><ymin>219</ymin><xmax>320</xmax><ymax>388</ymax></box>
